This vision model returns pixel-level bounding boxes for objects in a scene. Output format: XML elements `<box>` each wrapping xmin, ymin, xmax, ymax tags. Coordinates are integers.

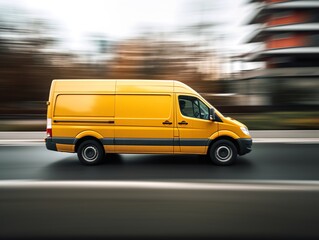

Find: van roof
<box><xmin>52</xmin><ymin>79</ymin><xmax>198</xmax><ymax>95</ymax></box>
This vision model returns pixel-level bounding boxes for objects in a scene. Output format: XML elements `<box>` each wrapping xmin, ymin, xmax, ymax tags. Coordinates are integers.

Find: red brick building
<box><xmin>243</xmin><ymin>0</ymin><xmax>319</xmax><ymax>106</ymax></box>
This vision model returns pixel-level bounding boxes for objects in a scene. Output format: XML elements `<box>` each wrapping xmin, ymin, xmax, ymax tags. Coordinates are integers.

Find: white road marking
<box><xmin>253</xmin><ymin>138</ymin><xmax>319</xmax><ymax>143</ymax></box>
<box><xmin>0</xmin><ymin>139</ymin><xmax>43</xmax><ymax>142</ymax></box>
<box><xmin>1</xmin><ymin>180</ymin><xmax>319</xmax><ymax>191</ymax></box>
<box><xmin>0</xmin><ymin>140</ymin><xmax>44</xmax><ymax>145</ymax></box>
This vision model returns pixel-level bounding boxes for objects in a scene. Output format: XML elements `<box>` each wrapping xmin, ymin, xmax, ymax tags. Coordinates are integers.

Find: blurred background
<box><xmin>0</xmin><ymin>0</ymin><xmax>318</xmax><ymax>131</ymax></box>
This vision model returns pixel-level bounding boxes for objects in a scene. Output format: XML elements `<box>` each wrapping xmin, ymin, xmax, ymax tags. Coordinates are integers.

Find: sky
<box><xmin>22</xmin><ymin>0</ymin><xmax>184</xmax><ymax>37</ymax></box>
<box><xmin>0</xmin><ymin>0</ymin><xmax>257</xmax><ymax>58</ymax></box>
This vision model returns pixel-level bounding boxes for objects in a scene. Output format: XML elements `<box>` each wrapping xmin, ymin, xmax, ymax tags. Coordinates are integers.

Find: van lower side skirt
<box><xmin>47</xmin><ymin>137</ymin><xmax>211</xmax><ymax>147</ymax></box>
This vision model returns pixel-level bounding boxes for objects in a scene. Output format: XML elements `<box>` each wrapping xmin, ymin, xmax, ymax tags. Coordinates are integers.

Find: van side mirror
<box><xmin>209</xmin><ymin>108</ymin><xmax>215</xmax><ymax>121</ymax></box>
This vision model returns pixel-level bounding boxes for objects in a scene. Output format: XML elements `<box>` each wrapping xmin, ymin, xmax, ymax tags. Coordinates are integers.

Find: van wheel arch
<box><xmin>208</xmin><ymin>136</ymin><xmax>239</xmax><ymax>154</ymax></box>
<box><xmin>75</xmin><ymin>136</ymin><xmax>103</xmax><ymax>153</ymax></box>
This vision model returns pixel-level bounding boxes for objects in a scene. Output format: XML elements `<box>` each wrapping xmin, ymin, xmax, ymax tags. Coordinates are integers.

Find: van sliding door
<box><xmin>114</xmin><ymin>94</ymin><xmax>174</xmax><ymax>153</ymax></box>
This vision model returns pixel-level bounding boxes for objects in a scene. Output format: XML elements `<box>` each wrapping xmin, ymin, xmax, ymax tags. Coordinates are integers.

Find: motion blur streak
<box><xmin>1</xmin><ymin>180</ymin><xmax>319</xmax><ymax>240</ymax></box>
<box><xmin>2</xmin><ymin>180</ymin><xmax>319</xmax><ymax>191</ymax></box>
<box><xmin>0</xmin><ymin>0</ymin><xmax>318</xmax><ymax>131</ymax></box>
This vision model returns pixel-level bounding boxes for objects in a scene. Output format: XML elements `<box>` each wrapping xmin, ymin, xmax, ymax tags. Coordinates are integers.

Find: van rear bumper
<box><xmin>45</xmin><ymin>137</ymin><xmax>57</xmax><ymax>151</ymax></box>
<box><xmin>236</xmin><ymin>138</ymin><xmax>252</xmax><ymax>155</ymax></box>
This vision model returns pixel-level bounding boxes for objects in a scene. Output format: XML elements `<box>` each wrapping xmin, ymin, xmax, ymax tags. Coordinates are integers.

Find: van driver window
<box><xmin>178</xmin><ymin>95</ymin><xmax>209</xmax><ymax>120</ymax></box>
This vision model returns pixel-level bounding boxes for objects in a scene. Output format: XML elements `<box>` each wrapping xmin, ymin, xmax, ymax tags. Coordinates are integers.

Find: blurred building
<box><xmin>242</xmin><ymin>0</ymin><xmax>319</xmax><ymax>106</ymax></box>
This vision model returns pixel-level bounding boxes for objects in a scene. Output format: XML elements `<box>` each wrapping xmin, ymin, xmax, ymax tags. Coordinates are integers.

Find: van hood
<box><xmin>223</xmin><ymin>116</ymin><xmax>247</xmax><ymax>128</ymax></box>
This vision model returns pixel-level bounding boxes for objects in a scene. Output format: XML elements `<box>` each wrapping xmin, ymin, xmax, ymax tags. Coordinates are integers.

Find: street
<box><xmin>0</xmin><ymin>143</ymin><xmax>318</xmax><ymax>180</ymax></box>
<box><xmin>1</xmin><ymin>142</ymin><xmax>319</xmax><ymax>239</ymax></box>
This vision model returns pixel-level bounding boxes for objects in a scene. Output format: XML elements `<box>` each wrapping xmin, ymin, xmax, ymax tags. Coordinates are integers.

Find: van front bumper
<box><xmin>236</xmin><ymin>138</ymin><xmax>252</xmax><ymax>155</ymax></box>
<box><xmin>45</xmin><ymin>137</ymin><xmax>57</xmax><ymax>151</ymax></box>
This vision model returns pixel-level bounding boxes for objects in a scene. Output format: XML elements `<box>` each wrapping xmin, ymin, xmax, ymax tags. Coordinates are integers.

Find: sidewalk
<box><xmin>250</xmin><ymin>130</ymin><xmax>319</xmax><ymax>143</ymax></box>
<box><xmin>0</xmin><ymin>131</ymin><xmax>318</xmax><ymax>145</ymax></box>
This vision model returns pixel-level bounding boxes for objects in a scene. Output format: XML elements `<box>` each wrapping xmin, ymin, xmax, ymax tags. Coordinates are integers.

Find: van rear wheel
<box><xmin>77</xmin><ymin>140</ymin><xmax>104</xmax><ymax>165</ymax></box>
<box><xmin>209</xmin><ymin>139</ymin><xmax>237</xmax><ymax>166</ymax></box>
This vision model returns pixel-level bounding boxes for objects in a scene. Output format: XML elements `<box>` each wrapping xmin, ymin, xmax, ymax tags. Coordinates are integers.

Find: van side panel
<box><xmin>114</xmin><ymin>93</ymin><xmax>174</xmax><ymax>153</ymax></box>
<box><xmin>49</xmin><ymin>80</ymin><xmax>116</xmax><ymax>153</ymax></box>
<box><xmin>54</xmin><ymin>79</ymin><xmax>116</xmax><ymax>93</ymax></box>
<box><xmin>54</xmin><ymin>95</ymin><xmax>114</xmax><ymax>117</ymax></box>
<box><xmin>115</xmin><ymin>94</ymin><xmax>171</xmax><ymax>120</ymax></box>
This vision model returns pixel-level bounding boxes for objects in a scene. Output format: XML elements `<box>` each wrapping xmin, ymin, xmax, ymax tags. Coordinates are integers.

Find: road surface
<box><xmin>1</xmin><ymin>142</ymin><xmax>319</xmax><ymax>240</ymax></box>
<box><xmin>0</xmin><ymin>143</ymin><xmax>318</xmax><ymax>180</ymax></box>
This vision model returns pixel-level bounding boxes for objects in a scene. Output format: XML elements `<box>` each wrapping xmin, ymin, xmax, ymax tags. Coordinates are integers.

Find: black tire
<box><xmin>209</xmin><ymin>139</ymin><xmax>237</xmax><ymax>166</ymax></box>
<box><xmin>77</xmin><ymin>140</ymin><xmax>105</xmax><ymax>165</ymax></box>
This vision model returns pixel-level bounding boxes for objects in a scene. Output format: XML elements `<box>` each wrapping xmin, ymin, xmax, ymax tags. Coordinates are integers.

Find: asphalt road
<box><xmin>0</xmin><ymin>143</ymin><xmax>318</xmax><ymax>180</ymax></box>
<box><xmin>1</xmin><ymin>143</ymin><xmax>319</xmax><ymax>240</ymax></box>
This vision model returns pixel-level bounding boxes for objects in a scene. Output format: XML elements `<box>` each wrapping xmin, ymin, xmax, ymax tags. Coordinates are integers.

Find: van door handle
<box><xmin>178</xmin><ymin>121</ymin><xmax>188</xmax><ymax>125</ymax></box>
<box><xmin>104</xmin><ymin>121</ymin><xmax>115</xmax><ymax>124</ymax></box>
<box><xmin>162</xmin><ymin>120</ymin><xmax>172</xmax><ymax>125</ymax></box>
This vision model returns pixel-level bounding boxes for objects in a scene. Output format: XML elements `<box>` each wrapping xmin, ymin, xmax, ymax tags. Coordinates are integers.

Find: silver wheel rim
<box><xmin>215</xmin><ymin>146</ymin><xmax>232</xmax><ymax>162</ymax></box>
<box><xmin>82</xmin><ymin>146</ymin><xmax>98</xmax><ymax>162</ymax></box>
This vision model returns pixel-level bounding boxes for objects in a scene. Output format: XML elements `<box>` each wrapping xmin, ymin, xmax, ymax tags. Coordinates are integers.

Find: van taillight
<box><xmin>47</xmin><ymin>118</ymin><xmax>52</xmax><ymax>137</ymax></box>
<box><xmin>46</xmin><ymin>128</ymin><xmax>52</xmax><ymax>138</ymax></box>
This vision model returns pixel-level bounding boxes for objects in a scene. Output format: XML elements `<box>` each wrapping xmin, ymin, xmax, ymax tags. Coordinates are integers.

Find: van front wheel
<box><xmin>209</xmin><ymin>140</ymin><xmax>237</xmax><ymax>166</ymax></box>
<box><xmin>77</xmin><ymin>140</ymin><xmax>105</xmax><ymax>165</ymax></box>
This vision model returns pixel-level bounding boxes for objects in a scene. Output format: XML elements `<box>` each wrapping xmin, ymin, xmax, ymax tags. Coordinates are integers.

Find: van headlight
<box><xmin>240</xmin><ymin>127</ymin><xmax>250</xmax><ymax>136</ymax></box>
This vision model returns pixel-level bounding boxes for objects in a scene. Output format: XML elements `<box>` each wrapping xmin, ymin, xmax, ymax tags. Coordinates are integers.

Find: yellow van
<box><xmin>45</xmin><ymin>79</ymin><xmax>252</xmax><ymax>165</ymax></box>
